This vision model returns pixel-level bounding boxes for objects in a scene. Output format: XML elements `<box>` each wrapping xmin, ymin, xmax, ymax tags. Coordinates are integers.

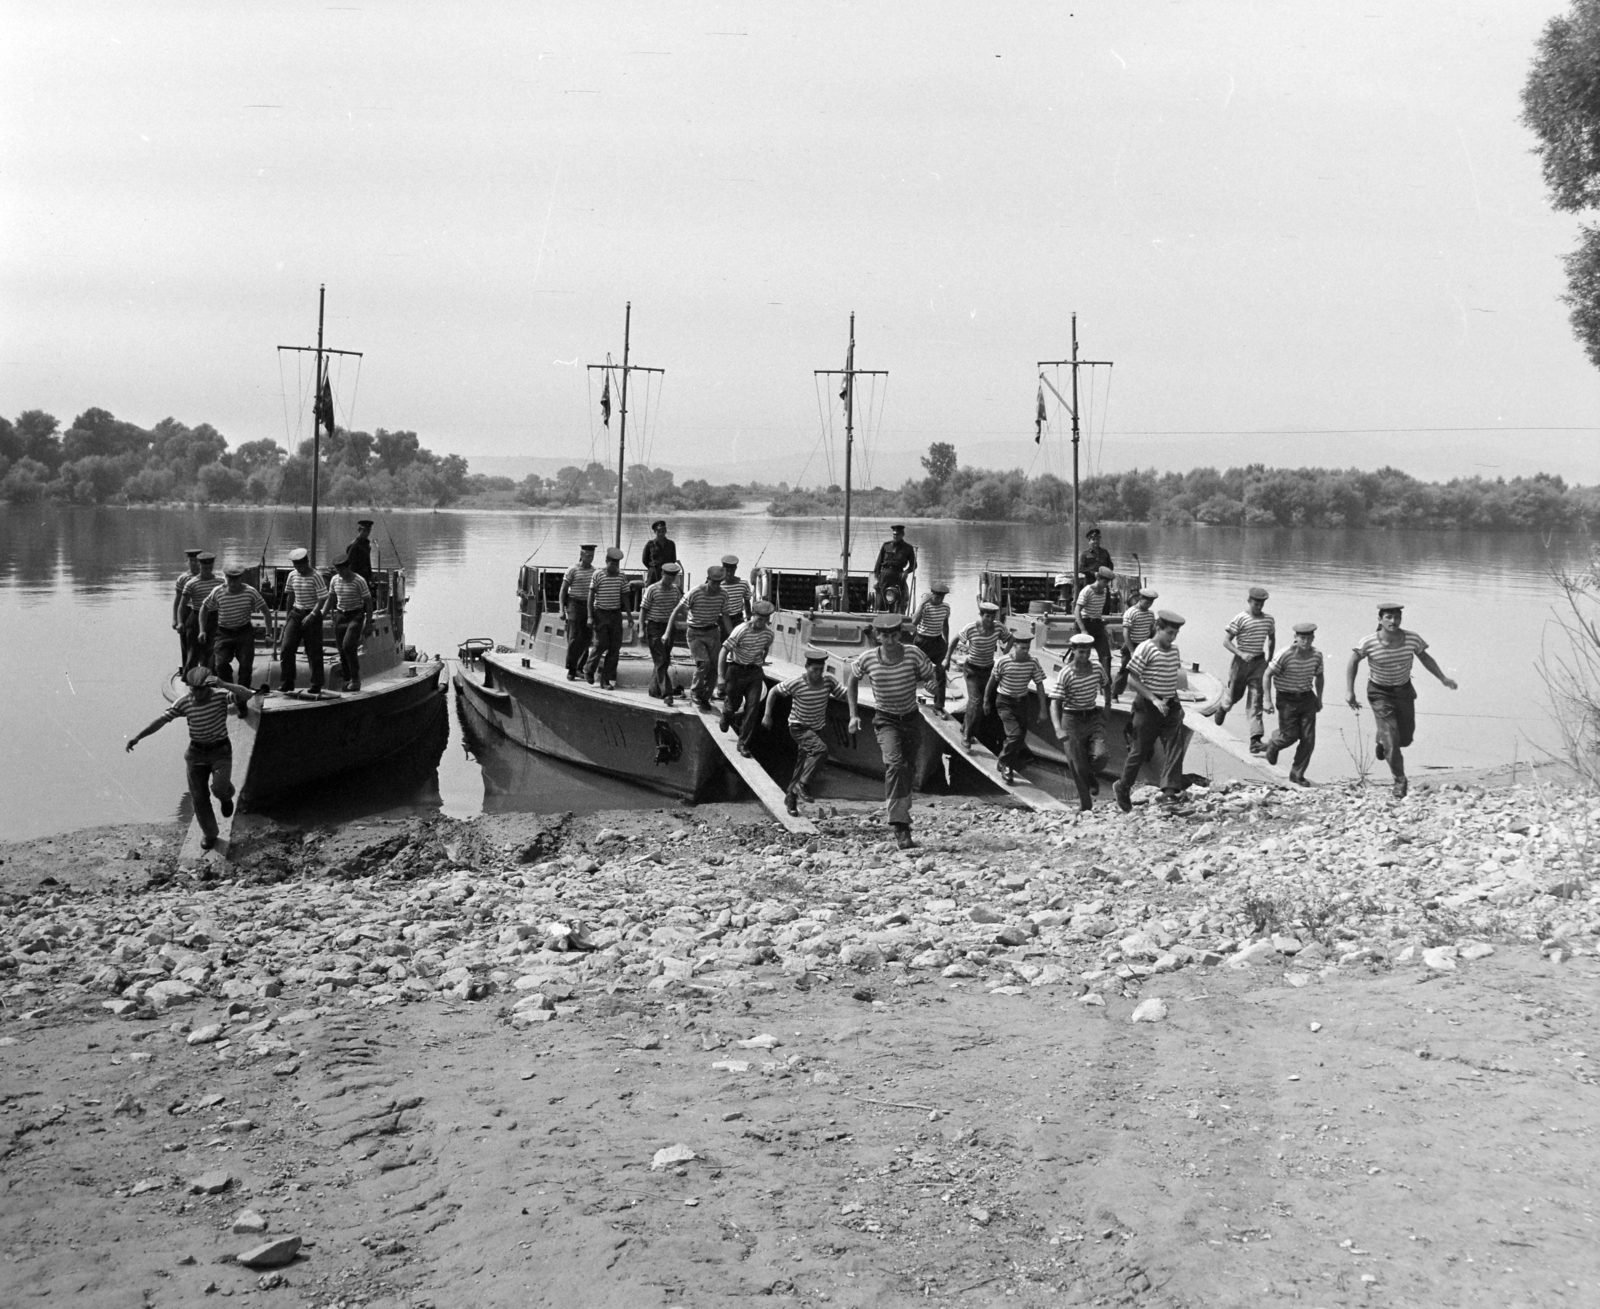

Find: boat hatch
<box><xmin>755</xmin><ymin>566</ymin><xmax>870</xmax><ymax>614</ymax></box>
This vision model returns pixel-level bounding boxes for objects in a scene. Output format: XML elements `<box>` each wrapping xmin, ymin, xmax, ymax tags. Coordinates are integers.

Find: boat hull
<box><xmin>453</xmin><ymin>652</ymin><xmax>724</xmax><ymax>800</ymax></box>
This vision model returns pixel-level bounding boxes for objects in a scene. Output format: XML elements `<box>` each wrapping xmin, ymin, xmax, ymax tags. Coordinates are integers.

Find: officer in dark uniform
<box><xmin>641</xmin><ymin>519</ymin><xmax>677</xmax><ymax>583</ymax></box>
<box><xmin>345</xmin><ymin>519</ymin><xmax>375</xmax><ymax>585</ymax></box>
<box><xmin>1076</xmin><ymin>527</ymin><xmax>1114</xmax><ymax>596</ymax></box>
<box><xmin>872</xmin><ymin>524</ymin><xmax>918</xmax><ymax>612</ymax></box>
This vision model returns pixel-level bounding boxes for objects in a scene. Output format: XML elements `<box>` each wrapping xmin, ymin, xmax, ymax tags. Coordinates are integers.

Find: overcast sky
<box><xmin>4</xmin><ymin>1</ymin><xmax>1597</xmax><ymax>484</ymax></box>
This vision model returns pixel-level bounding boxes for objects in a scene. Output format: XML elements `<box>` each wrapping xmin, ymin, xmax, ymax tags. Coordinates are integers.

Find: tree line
<box><xmin>0</xmin><ymin>407</ymin><xmax>469</xmax><ymax>507</ymax></box>
<box><xmin>767</xmin><ymin>442</ymin><xmax>1600</xmax><ymax>531</ymax></box>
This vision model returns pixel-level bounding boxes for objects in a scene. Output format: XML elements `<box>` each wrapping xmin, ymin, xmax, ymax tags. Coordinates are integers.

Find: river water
<box><xmin>0</xmin><ymin>503</ymin><xmax>1584</xmax><ymax>841</ymax></box>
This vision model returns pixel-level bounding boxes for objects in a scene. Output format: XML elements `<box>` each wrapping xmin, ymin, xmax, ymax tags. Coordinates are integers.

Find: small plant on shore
<box><xmin>1339</xmin><ymin>713</ymin><xmax>1375</xmax><ymax>787</ymax></box>
<box><xmin>1241</xmin><ymin>894</ymin><xmax>1283</xmax><ymax>936</ymax></box>
<box><xmin>1539</xmin><ymin>543</ymin><xmax>1600</xmax><ymax>788</ymax></box>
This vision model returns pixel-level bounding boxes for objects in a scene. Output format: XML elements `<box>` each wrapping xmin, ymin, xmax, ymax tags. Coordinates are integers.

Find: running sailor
<box><xmin>1049</xmin><ymin>630</ymin><xmax>1110</xmax><ymax>811</ymax></box>
<box><xmin>986</xmin><ymin>619</ymin><xmax>1047</xmax><ymax>785</ymax></box>
<box><xmin>1346</xmin><ymin>601</ymin><xmax>1457</xmax><ymax>799</ymax></box>
<box><xmin>847</xmin><ymin>611</ymin><xmax>935</xmax><ymax>849</ymax></box>
<box><xmin>763</xmin><ymin>645</ymin><xmax>844</xmax><ymax>816</ymax></box>
<box><xmin>1114</xmin><ymin>609</ymin><xmax>1190</xmax><ymax>811</ymax></box>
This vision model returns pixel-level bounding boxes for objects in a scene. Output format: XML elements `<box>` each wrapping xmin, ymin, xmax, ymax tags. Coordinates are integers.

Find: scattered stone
<box><xmin>187</xmin><ymin>1024</ymin><xmax>225</xmax><ymax>1046</ymax></box>
<box><xmin>650</xmin><ymin>1143</ymin><xmax>697</xmax><ymax>1170</ymax></box>
<box><xmin>187</xmin><ymin>1171</ymin><xmax>233</xmax><ymax>1195</ymax></box>
<box><xmin>1129</xmin><ymin>998</ymin><xmax>1169</xmax><ymax>1024</ymax></box>
<box><xmin>1459</xmin><ymin>942</ymin><xmax>1495</xmax><ymax>962</ymax></box>
<box><xmin>237</xmin><ymin>1236</ymin><xmax>301</xmax><ymax>1269</ymax></box>
<box><xmin>231</xmin><ymin>1210</ymin><xmax>269</xmax><ymax>1235</ymax></box>
<box><xmin>1422</xmin><ymin>947</ymin><xmax>1458</xmax><ymax>972</ymax></box>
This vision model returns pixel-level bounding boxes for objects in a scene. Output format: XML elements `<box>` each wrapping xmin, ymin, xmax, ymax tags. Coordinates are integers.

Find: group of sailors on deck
<box><xmin>128</xmin><ymin>522</ymin><xmax>381</xmax><ymax>851</ymax></box>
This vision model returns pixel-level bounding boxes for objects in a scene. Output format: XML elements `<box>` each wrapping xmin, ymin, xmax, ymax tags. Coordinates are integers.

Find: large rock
<box><xmin>187</xmin><ymin>1170</ymin><xmax>233</xmax><ymax>1195</ymax></box>
<box><xmin>145</xmin><ymin>979</ymin><xmax>200</xmax><ymax>1011</ymax></box>
<box><xmin>237</xmin><ymin>1236</ymin><xmax>301</xmax><ymax>1269</ymax></box>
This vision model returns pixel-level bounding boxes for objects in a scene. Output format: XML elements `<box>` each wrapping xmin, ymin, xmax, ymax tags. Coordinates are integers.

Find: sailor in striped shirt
<box><xmin>985</xmin><ymin>621</ymin><xmax>1047</xmax><ymax>782</ymax></box>
<box><xmin>180</xmin><ymin>553</ymin><xmax>225</xmax><ymax>673</ymax></box>
<box><xmin>559</xmin><ymin>544</ymin><xmax>598</xmax><ymax>680</ymax></box>
<box><xmin>1113</xmin><ymin>587</ymin><xmax>1159</xmax><ymax>700</ymax></box>
<box><xmin>1049</xmin><ymin>632</ymin><xmax>1110</xmax><ymax>810</ymax></box>
<box><xmin>952</xmin><ymin>602</ymin><xmax>1011</xmax><ymax>746</ymax></box>
<box><xmin>172</xmin><ymin>547</ymin><xmax>201</xmax><ymax>671</ymax></box>
<box><xmin>1345</xmin><ymin>601</ymin><xmax>1457</xmax><ymax>799</ymax></box>
<box><xmin>126</xmin><ymin>666</ymin><xmax>254</xmax><ymax>850</ymax></box>
<box><xmin>847</xmin><ymin>612</ymin><xmax>936</xmax><ymax>848</ymax></box>
<box><xmin>1073</xmin><ymin>565</ymin><xmax>1116</xmax><ymax>680</ymax></box>
<box><xmin>201</xmin><ymin>567</ymin><xmax>273</xmax><ymax>700</ymax></box>
<box><xmin>1262</xmin><ymin>622</ymin><xmax>1325</xmax><ymax>785</ymax></box>
<box><xmin>1113</xmin><ymin>610</ymin><xmax>1189</xmax><ymax>810</ymax></box>
<box><xmin>717</xmin><ymin>600</ymin><xmax>776</xmax><ymax>754</ymax></box>
<box><xmin>910</xmin><ymin>581</ymin><xmax>953</xmax><ymax>711</ymax></box>
<box><xmin>763</xmin><ymin>645</ymin><xmax>843</xmax><ymax>814</ymax></box>
<box><xmin>1202</xmin><ymin>586</ymin><xmax>1276</xmax><ymax>752</ymax></box>
<box><xmin>719</xmin><ymin>554</ymin><xmax>751</xmax><ymax>631</ymax></box>
<box><xmin>641</xmin><ymin>561</ymin><xmax>684</xmax><ymax>702</ymax></box>
<box><xmin>278</xmin><ymin>547</ymin><xmax>328</xmax><ymax>693</ymax></box>
<box><xmin>321</xmin><ymin>554</ymin><xmax>374</xmax><ymax>692</ymax></box>
<box><xmin>585</xmin><ymin>546</ymin><xmax>629</xmax><ymax>689</ymax></box>
<box><xmin>666</xmin><ymin>564</ymin><xmax>728</xmax><ymax>709</ymax></box>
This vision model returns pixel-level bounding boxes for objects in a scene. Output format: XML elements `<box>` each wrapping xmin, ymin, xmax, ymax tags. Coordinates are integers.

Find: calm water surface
<box><xmin>0</xmin><ymin>504</ymin><xmax>1583</xmax><ymax>841</ymax></box>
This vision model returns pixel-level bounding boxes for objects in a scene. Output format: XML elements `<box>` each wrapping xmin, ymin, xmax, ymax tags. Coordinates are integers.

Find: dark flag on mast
<box><xmin>315</xmin><ymin>373</ymin><xmax>335</xmax><ymax>433</ymax></box>
<box><xmin>1035</xmin><ymin>382</ymin><xmax>1047</xmax><ymax>443</ymax></box>
<box><xmin>600</xmin><ymin>373</ymin><xmax>612</xmax><ymax>428</ymax></box>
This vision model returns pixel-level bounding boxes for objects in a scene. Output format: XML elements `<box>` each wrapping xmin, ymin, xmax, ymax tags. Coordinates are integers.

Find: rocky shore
<box><xmin>3</xmin><ymin>780</ymin><xmax>1598</xmax><ymax>1306</ymax></box>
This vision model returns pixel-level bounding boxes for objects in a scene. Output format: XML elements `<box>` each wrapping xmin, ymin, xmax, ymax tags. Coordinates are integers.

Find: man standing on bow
<box><xmin>986</xmin><ymin>621</ymin><xmax>1048</xmax><ymax>784</ymax></box>
<box><xmin>910</xmin><ymin>580</ymin><xmax>952</xmax><ymax>712</ymax></box>
<box><xmin>666</xmin><ymin>564</ymin><xmax>728</xmax><ymax>710</ymax></box>
<box><xmin>1113</xmin><ymin>587</ymin><xmax>1159</xmax><ymax>700</ymax></box>
<box><xmin>180</xmin><ymin>552</ymin><xmax>226</xmax><ymax>674</ymax></box>
<box><xmin>717</xmin><ymin>598</ymin><xmax>775</xmax><ymax>756</ymax></box>
<box><xmin>1202</xmin><ymin>585</ymin><xmax>1276</xmax><ymax>754</ymax></box>
<box><xmin>345</xmin><ymin>518</ymin><xmax>376</xmax><ymax>584</ymax></box>
<box><xmin>950</xmin><ymin>600</ymin><xmax>1011</xmax><ymax>747</ymax></box>
<box><xmin>763</xmin><ymin>645</ymin><xmax>843</xmax><ymax>816</ymax></box>
<box><xmin>1076</xmin><ymin>527</ymin><xmax>1113</xmax><ymax>597</ymax></box>
<box><xmin>1114</xmin><ymin>610</ymin><xmax>1189</xmax><ymax>810</ymax></box>
<box><xmin>172</xmin><ymin>548</ymin><xmax>202</xmax><ymax>672</ymax></box>
<box><xmin>320</xmin><ymin>553</ymin><xmax>374</xmax><ymax>693</ymax></box>
<box><xmin>872</xmin><ymin>524</ymin><xmax>917</xmax><ymax>612</ymax></box>
<box><xmin>202</xmin><ymin>566</ymin><xmax>273</xmax><ymax>709</ymax></box>
<box><xmin>719</xmin><ymin>554</ymin><xmax>751</xmax><ymax>633</ymax></box>
<box><xmin>1074</xmin><ymin>564</ymin><xmax>1116</xmax><ymax>680</ymax></box>
<box><xmin>1050</xmin><ymin>631</ymin><xmax>1110</xmax><ymax>811</ymax></box>
<box><xmin>641</xmin><ymin>560</ymin><xmax>684</xmax><ymax>702</ymax></box>
<box><xmin>279</xmin><ymin>547</ymin><xmax>327</xmax><ymax>694</ymax></box>
<box><xmin>585</xmin><ymin>546</ymin><xmax>628</xmax><ymax>689</ymax></box>
<box><xmin>641</xmin><ymin>519</ymin><xmax>676</xmax><ymax>584</ymax></box>
<box><xmin>558</xmin><ymin>543</ymin><xmax>597</xmax><ymax>681</ymax></box>
<box><xmin>847</xmin><ymin>612</ymin><xmax>936</xmax><ymax>849</ymax></box>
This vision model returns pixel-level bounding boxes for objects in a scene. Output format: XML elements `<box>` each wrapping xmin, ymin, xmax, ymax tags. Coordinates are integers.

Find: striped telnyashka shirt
<box><xmin>1354</xmin><ymin>631</ymin><xmax>1427</xmax><ymax>687</ymax></box>
<box><xmin>778</xmin><ymin>673</ymin><xmax>842</xmax><ymax>730</ymax></box>
<box><xmin>1076</xmin><ymin>586</ymin><xmax>1109</xmax><ymax>622</ymax></box>
<box><xmin>956</xmin><ymin>621</ymin><xmax>1008</xmax><ymax>668</ymax></box>
<box><xmin>563</xmin><ymin>563</ymin><xmax>595</xmax><ymax>603</ymax></box>
<box><xmin>851</xmin><ymin>645</ymin><xmax>934</xmax><ymax>715</ymax></box>
<box><xmin>1048</xmin><ymin>660</ymin><xmax>1107</xmax><ymax>710</ymax></box>
<box><xmin>1226</xmin><ymin>610</ymin><xmax>1276</xmax><ymax>658</ymax></box>
<box><xmin>329</xmin><ymin>574</ymin><xmax>371</xmax><ymax>613</ymax></box>
<box><xmin>1128</xmin><ymin>638</ymin><xmax>1182</xmax><ymax>700</ymax></box>
<box><xmin>1269</xmin><ymin>646</ymin><xmax>1324</xmax><ymax>696</ymax></box>
<box><xmin>590</xmin><ymin>571</ymin><xmax>627</xmax><ymax>611</ymax></box>
<box><xmin>683</xmin><ymin>585</ymin><xmax>727</xmax><ymax>628</ymax></box>
<box><xmin>640</xmin><ymin>581</ymin><xmax>682</xmax><ymax>624</ymax></box>
<box><xmin>720</xmin><ymin>578</ymin><xmax>752</xmax><ymax>617</ymax></box>
<box><xmin>915</xmin><ymin>599</ymin><xmax>950</xmax><ymax>637</ymax></box>
<box><xmin>284</xmin><ymin>570</ymin><xmax>328</xmax><ymax>611</ymax></box>
<box><xmin>991</xmin><ymin>650</ymin><xmax>1045</xmax><ymax>698</ymax></box>
<box><xmin>162</xmin><ymin>692</ymin><xmax>231</xmax><ymax>745</ymax></box>
<box><xmin>175</xmin><ymin>570</ymin><xmax>196</xmax><ymax>598</ymax></box>
<box><xmin>1122</xmin><ymin>606</ymin><xmax>1156</xmax><ymax>646</ymax></box>
<box><xmin>183</xmin><ymin>575</ymin><xmax>226</xmax><ymax>612</ymax></box>
<box><xmin>202</xmin><ymin>586</ymin><xmax>267</xmax><ymax>628</ymax></box>
<box><xmin>723</xmin><ymin>621</ymin><xmax>774</xmax><ymax>666</ymax></box>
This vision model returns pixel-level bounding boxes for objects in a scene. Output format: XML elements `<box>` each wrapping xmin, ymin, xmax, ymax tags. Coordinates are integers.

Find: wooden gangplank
<box><xmin>697</xmin><ymin>710</ymin><xmax>818</xmax><ymax>836</ymax></box>
<box><xmin>177</xmin><ymin>693</ymin><xmax>262</xmax><ymax>864</ymax></box>
<box><xmin>918</xmin><ymin>705</ymin><xmax>1073</xmax><ymax>814</ymax></box>
<box><xmin>1179</xmin><ymin>701</ymin><xmax>1292</xmax><ymax>788</ymax></box>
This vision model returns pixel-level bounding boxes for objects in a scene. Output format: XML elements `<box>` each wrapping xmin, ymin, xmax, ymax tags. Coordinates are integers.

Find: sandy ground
<box><xmin>3</xmin><ymin>801</ymin><xmax>1598</xmax><ymax>1308</ymax></box>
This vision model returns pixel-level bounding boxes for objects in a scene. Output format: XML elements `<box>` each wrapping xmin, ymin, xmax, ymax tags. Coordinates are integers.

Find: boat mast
<box><xmin>1038</xmin><ymin>314</ymin><xmax>1112</xmax><ymax>581</ymax></box>
<box><xmin>588</xmin><ymin>303</ymin><xmax>662</xmax><ymax>555</ymax></box>
<box><xmin>816</xmin><ymin>313</ymin><xmax>886</xmax><ymax>606</ymax></box>
<box><xmin>279</xmin><ymin>285</ymin><xmax>362</xmax><ymax>567</ymax></box>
